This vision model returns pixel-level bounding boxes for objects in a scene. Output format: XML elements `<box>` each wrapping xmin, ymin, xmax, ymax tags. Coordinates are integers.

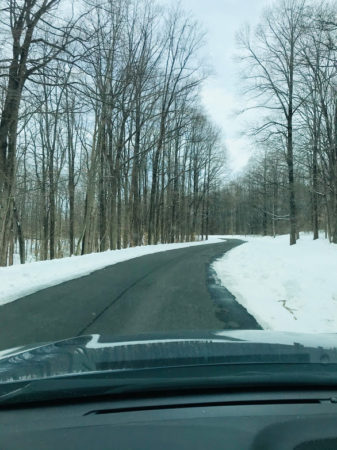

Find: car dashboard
<box><xmin>1</xmin><ymin>389</ymin><xmax>337</xmax><ymax>449</ymax></box>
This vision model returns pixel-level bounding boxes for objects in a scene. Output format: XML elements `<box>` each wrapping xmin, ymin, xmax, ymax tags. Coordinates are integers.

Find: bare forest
<box><xmin>0</xmin><ymin>0</ymin><xmax>226</xmax><ymax>266</ymax></box>
<box><xmin>0</xmin><ymin>0</ymin><xmax>336</xmax><ymax>267</ymax></box>
<box><xmin>220</xmin><ymin>0</ymin><xmax>337</xmax><ymax>245</ymax></box>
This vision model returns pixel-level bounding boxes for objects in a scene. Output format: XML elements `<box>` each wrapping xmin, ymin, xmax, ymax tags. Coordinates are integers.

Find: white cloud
<box><xmin>201</xmin><ymin>79</ymin><xmax>254</xmax><ymax>173</ymax></box>
<box><xmin>225</xmin><ymin>137</ymin><xmax>252</xmax><ymax>175</ymax></box>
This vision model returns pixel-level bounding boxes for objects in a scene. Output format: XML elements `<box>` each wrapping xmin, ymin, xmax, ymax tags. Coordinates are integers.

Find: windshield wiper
<box><xmin>0</xmin><ymin>332</ymin><xmax>337</xmax><ymax>406</ymax></box>
<box><xmin>1</xmin><ymin>361</ymin><xmax>337</xmax><ymax>406</ymax></box>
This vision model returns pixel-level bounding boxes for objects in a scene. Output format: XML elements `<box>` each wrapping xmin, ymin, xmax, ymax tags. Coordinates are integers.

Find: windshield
<box><xmin>0</xmin><ymin>0</ymin><xmax>336</xmax><ymax>398</ymax></box>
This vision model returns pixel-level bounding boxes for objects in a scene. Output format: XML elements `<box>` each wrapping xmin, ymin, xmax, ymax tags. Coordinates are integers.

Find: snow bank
<box><xmin>0</xmin><ymin>237</ymin><xmax>226</xmax><ymax>307</ymax></box>
<box><xmin>213</xmin><ymin>234</ymin><xmax>337</xmax><ymax>333</ymax></box>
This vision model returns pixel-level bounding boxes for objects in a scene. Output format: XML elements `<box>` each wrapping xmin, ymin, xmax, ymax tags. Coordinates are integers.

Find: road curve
<box><xmin>0</xmin><ymin>239</ymin><xmax>261</xmax><ymax>350</ymax></box>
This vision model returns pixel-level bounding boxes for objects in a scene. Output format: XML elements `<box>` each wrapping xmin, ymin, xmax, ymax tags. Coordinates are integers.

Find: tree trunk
<box><xmin>13</xmin><ymin>201</ymin><xmax>25</xmax><ymax>264</ymax></box>
<box><xmin>287</xmin><ymin>112</ymin><xmax>297</xmax><ymax>245</ymax></box>
<box><xmin>312</xmin><ymin>140</ymin><xmax>319</xmax><ymax>240</ymax></box>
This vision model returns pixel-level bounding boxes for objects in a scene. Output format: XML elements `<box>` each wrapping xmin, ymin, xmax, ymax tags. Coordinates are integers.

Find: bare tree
<box><xmin>238</xmin><ymin>0</ymin><xmax>308</xmax><ymax>245</ymax></box>
<box><xmin>0</xmin><ymin>0</ymin><xmax>78</xmax><ymax>264</ymax></box>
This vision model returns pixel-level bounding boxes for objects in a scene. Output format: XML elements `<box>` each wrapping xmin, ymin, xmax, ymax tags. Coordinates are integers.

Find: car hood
<box><xmin>0</xmin><ymin>330</ymin><xmax>337</xmax><ymax>384</ymax></box>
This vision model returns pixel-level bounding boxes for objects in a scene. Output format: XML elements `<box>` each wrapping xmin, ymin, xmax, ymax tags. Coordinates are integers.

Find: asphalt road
<box><xmin>0</xmin><ymin>239</ymin><xmax>261</xmax><ymax>350</ymax></box>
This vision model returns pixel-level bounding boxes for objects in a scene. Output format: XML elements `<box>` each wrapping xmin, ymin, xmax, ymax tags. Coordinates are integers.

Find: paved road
<box><xmin>0</xmin><ymin>239</ymin><xmax>261</xmax><ymax>350</ymax></box>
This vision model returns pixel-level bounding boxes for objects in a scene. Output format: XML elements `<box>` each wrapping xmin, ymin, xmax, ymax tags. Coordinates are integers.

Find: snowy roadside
<box><xmin>0</xmin><ymin>237</ymin><xmax>227</xmax><ymax>307</ymax></box>
<box><xmin>212</xmin><ymin>233</ymin><xmax>337</xmax><ymax>333</ymax></box>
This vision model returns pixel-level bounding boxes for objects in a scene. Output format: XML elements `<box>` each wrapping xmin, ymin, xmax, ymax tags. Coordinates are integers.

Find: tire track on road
<box><xmin>76</xmin><ymin>252</ymin><xmax>186</xmax><ymax>336</ymax></box>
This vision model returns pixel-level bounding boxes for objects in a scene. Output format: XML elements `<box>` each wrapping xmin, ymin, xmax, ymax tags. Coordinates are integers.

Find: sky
<box><xmin>159</xmin><ymin>0</ymin><xmax>270</xmax><ymax>174</ymax></box>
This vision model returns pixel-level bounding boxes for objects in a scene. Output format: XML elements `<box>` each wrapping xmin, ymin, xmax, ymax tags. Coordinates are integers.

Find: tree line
<box><xmin>229</xmin><ymin>0</ymin><xmax>337</xmax><ymax>244</ymax></box>
<box><xmin>2</xmin><ymin>0</ymin><xmax>334</xmax><ymax>267</ymax></box>
<box><xmin>0</xmin><ymin>0</ymin><xmax>225</xmax><ymax>266</ymax></box>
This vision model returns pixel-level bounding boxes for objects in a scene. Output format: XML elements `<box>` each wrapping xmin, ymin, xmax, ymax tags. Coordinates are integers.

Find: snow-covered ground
<box><xmin>0</xmin><ymin>237</ymin><xmax>225</xmax><ymax>307</ymax></box>
<box><xmin>12</xmin><ymin>239</ymin><xmax>82</xmax><ymax>265</ymax></box>
<box><xmin>213</xmin><ymin>233</ymin><xmax>337</xmax><ymax>333</ymax></box>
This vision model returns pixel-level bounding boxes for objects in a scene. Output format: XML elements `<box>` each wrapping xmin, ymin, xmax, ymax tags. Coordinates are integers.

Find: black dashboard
<box><xmin>1</xmin><ymin>389</ymin><xmax>337</xmax><ymax>449</ymax></box>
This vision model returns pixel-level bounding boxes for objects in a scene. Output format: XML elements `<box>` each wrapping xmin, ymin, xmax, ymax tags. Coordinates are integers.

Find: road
<box><xmin>0</xmin><ymin>239</ymin><xmax>261</xmax><ymax>350</ymax></box>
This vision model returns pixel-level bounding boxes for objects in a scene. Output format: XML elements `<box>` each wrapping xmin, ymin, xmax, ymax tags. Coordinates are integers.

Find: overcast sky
<box><xmin>159</xmin><ymin>0</ymin><xmax>270</xmax><ymax>173</ymax></box>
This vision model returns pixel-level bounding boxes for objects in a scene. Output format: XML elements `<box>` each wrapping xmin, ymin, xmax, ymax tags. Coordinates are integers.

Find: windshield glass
<box><xmin>0</xmin><ymin>0</ymin><xmax>336</xmax><ymax>396</ymax></box>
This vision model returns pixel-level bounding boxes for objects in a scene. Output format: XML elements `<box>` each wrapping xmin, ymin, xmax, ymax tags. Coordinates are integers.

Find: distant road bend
<box><xmin>0</xmin><ymin>239</ymin><xmax>261</xmax><ymax>350</ymax></box>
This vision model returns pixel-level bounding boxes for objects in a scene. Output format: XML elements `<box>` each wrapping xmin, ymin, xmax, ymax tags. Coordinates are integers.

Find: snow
<box><xmin>85</xmin><ymin>334</ymin><xmax>239</xmax><ymax>349</ymax></box>
<box><xmin>212</xmin><ymin>233</ymin><xmax>337</xmax><ymax>333</ymax></box>
<box><xmin>12</xmin><ymin>239</ymin><xmax>81</xmax><ymax>265</ymax></box>
<box><xmin>0</xmin><ymin>237</ymin><xmax>226</xmax><ymax>307</ymax></box>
